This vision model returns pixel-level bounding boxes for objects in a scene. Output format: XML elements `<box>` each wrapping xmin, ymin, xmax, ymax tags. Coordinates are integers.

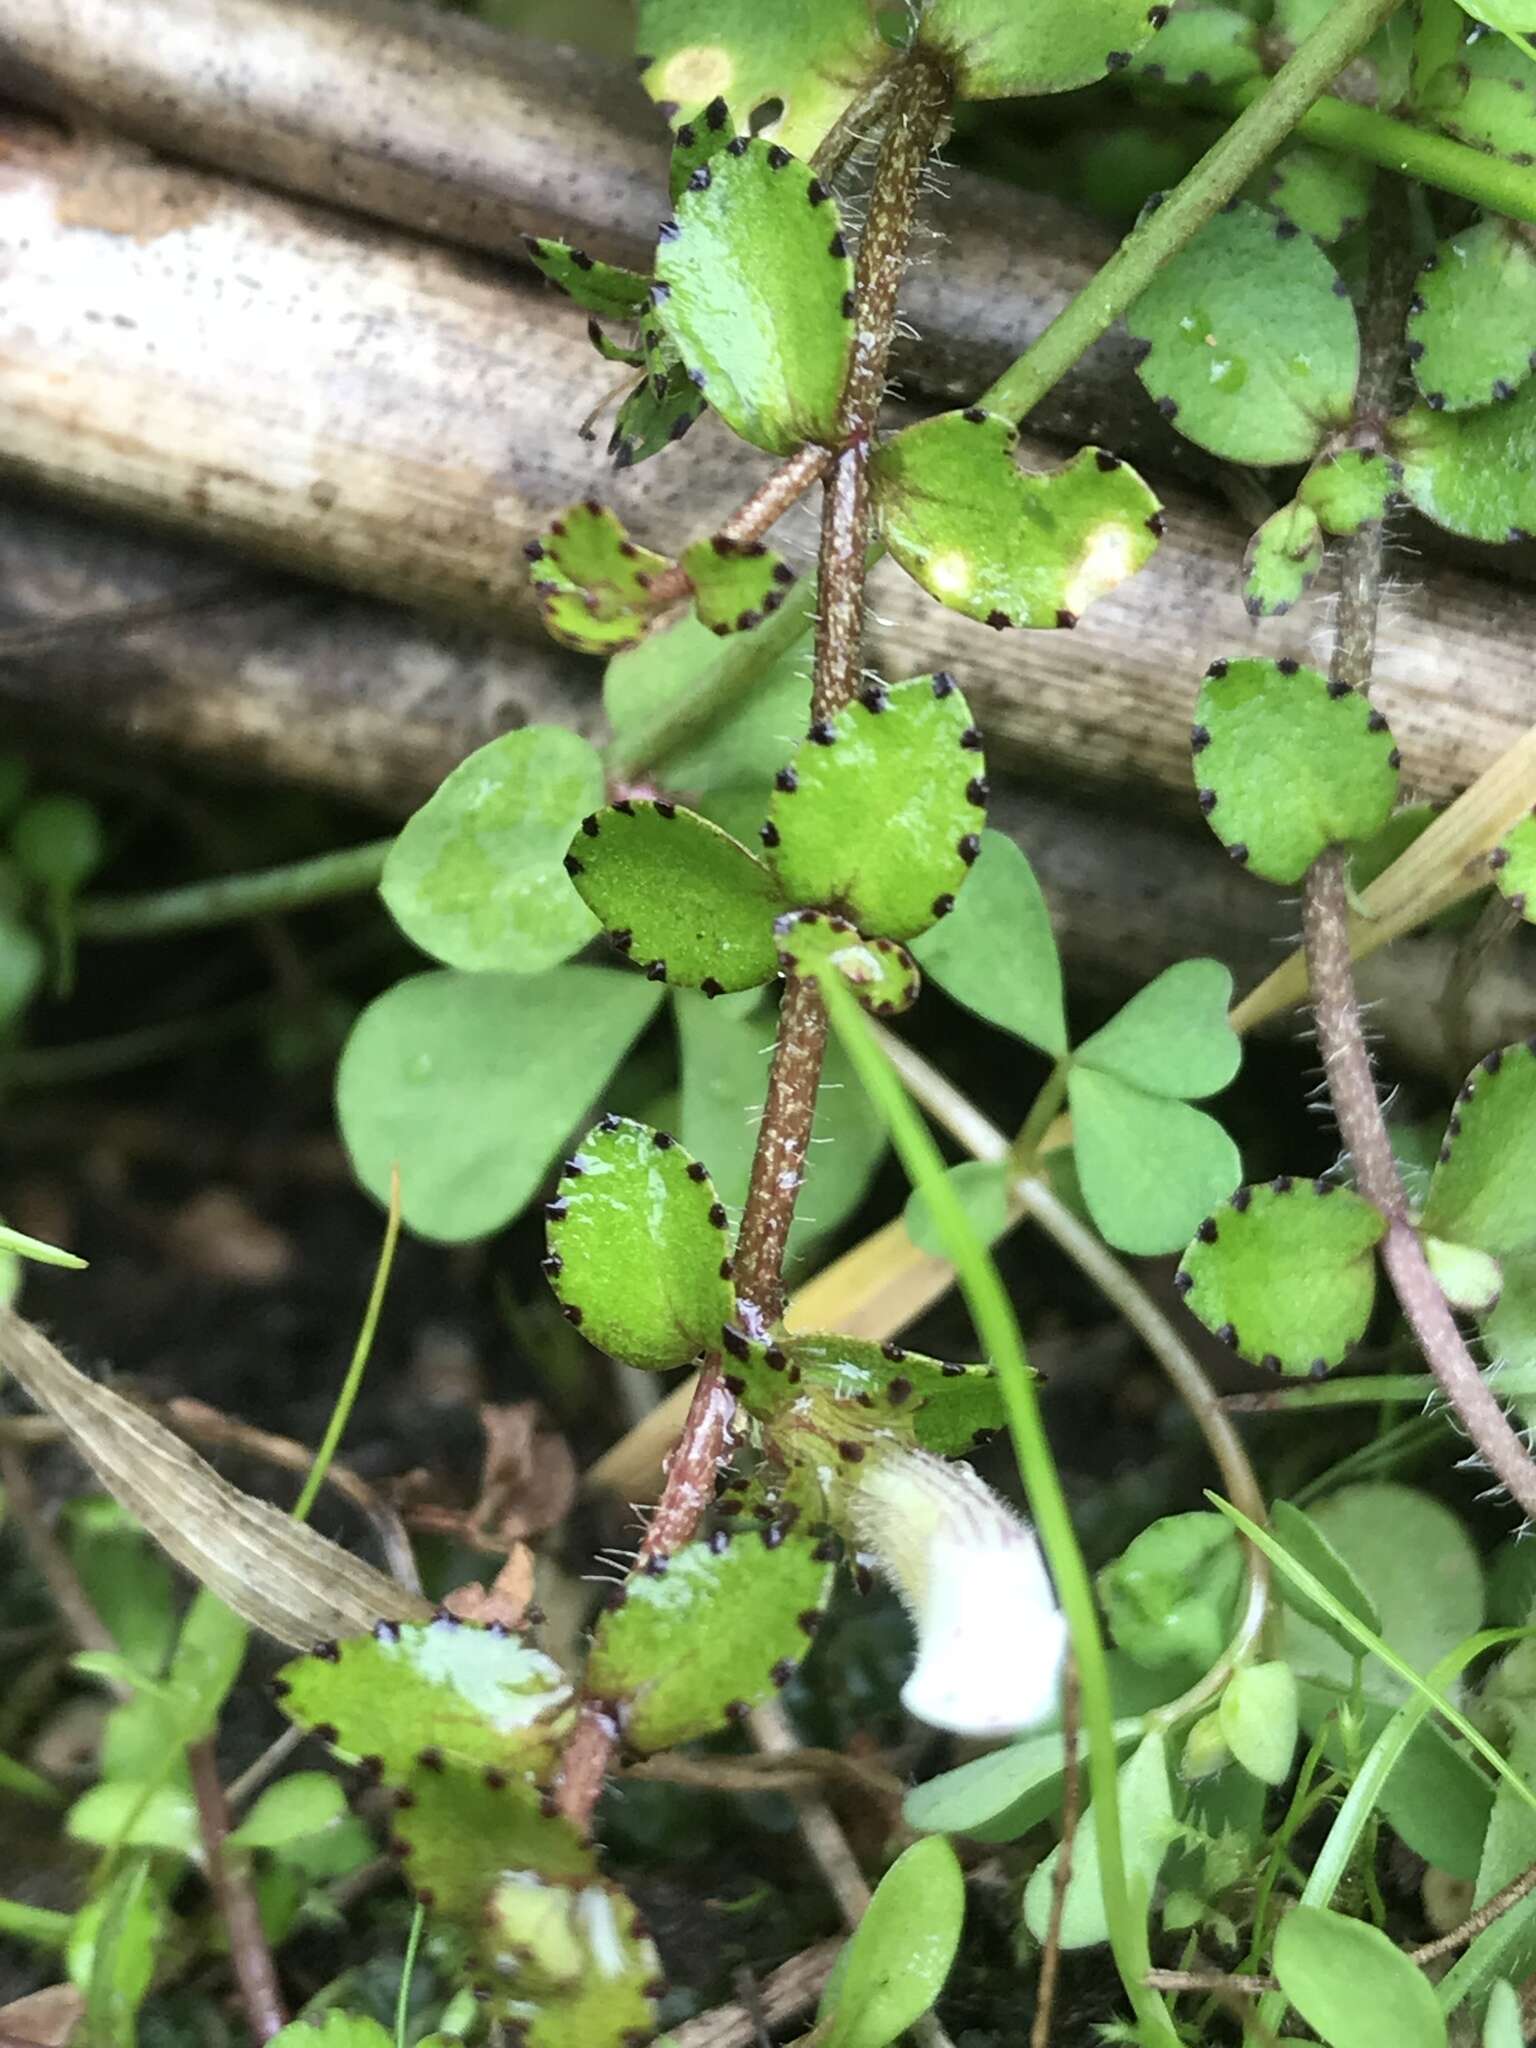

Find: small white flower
<box><xmin>851</xmin><ymin>1447</ymin><xmax>1067</xmax><ymax>1737</ymax></box>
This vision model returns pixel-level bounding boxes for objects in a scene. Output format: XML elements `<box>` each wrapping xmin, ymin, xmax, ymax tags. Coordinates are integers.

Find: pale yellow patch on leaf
<box><xmin>1063</xmin><ymin>520</ymin><xmax>1142</xmax><ymax>613</ymax></box>
<box><xmin>655</xmin><ymin>44</ymin><xmax>736</xmax><ymax>109</ymax></box>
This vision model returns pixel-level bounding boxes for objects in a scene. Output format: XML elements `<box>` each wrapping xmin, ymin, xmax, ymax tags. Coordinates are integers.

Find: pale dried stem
<box><xmin>188</xmin><ymin>1736</ymin><xmax>288</xmax><ymax>2041</ymax></box>
<box><xmin>1031</xmin><ymin>1655</ymin><xmax>1081</xmax><ymax>2048</ymax></box>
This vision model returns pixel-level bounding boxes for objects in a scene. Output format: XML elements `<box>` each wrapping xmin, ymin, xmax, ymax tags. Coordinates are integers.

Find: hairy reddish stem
<box><xmin>642</xmin><ymin>444</ymin><xmax>834</xmax><ymax>610</ymax></box>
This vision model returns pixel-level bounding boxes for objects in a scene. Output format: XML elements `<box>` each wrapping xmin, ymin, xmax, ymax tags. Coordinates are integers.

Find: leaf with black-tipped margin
<box><xmin>389</xmin><ymin>1761</ymin><xmax>594</xmax><ymax>1925</ymax></box>
<box><xmin>765</xmin><ymin>675</ymin><xmax>983</xmax><ymax>944</ymax></box>
<box><xmin>529</xmin><ymin>502</ymin><xmax>671</xmax><ymax>614</ymax></box>
<box><xmin>682</xmin><ymin>535</ymin><xmax>797</xmax><ymax>636</ymax></box>
<box><xmin>1175</xmin><ymin>1179</ymin><xmax>1385</xmax><ymax>1373</ymax></box>
<box><xmin>1407</xmin><ymin>216</ymin><xmax>1536</xmax><ymax>414</ymax></box>
<box><xmin>523</xmin><ymin>238</ymin><xmax>650</xmax><ymax>321</ymax></box>
<box><xmin>653</xmin><ymin>137</ymin><xmax>854</xmax><ymax>455</ymax></box>
<box><xmin>668</xmin><ymin>92</ymin><xmax>737</xmax><ymax>201</ymax></box>
<box><xmin>537</xmin><ymin>589</ymin><xmax>648</xmax><ymax>657</ymax></box>
<box><xmin>1191</xmin><ymin>657</ymin><xmax>1400</xmax><ymax>883</ymax></box>
<box><xmin>1297</xmin><ymin>449</ymin><xmax>1399</xmax><ymax>537</ymax></box>
<box><xmin>1258</xmin><ymin>143</ymin><xmax>1373</xmax><ymax>245</ymax></box>
<box><xmin>916</xmin><ymin>0</ymin><xmax>1166</xmax><ymax>97</ymax></box>
<box><xmin>872</xmin><ymin>410</ymin><xmax>1161</xmax><ymax>631</ymax></box>
<box><xmin>775</xmin><ymin>909</ymin><xmax>919</xmax><ymax>1017</ymax></box>
<box><xmin>729</xmin><ymin>1329</ymin><xmax>1004</xmax><ymax>1457</ymax></box>
<box><xmin>1243</xmin><ymin>501</ymin><xmax>1323</xmax><ymax>619</ymax></box>
<box><xmin>481</xmin><ymin>1876</ymin><xmax>662</xmax><ymax>2042</ymax></box>
<box><xmin>586</xmin><ymin>1531</ymin><xmax>832</xmax><ymax>1753</ymax></box>
<box><xmin>274</xmin><ymin>1616</ymin><xmax>573</xmax><ymax>1784</ymax></box>
<box><xmin>1492</xmin><ymin>813</ymin><xmax>1536</xmax><ymax>920</ymax></box>
<box><xmin>568</xmin><ymin>800</ymin><xmax>782</xmax><ymax>991</ymax></box>
<box><xmin>609</xmin><ymin>321</ymin><xmax>705</xmax><ymax>469</ymax></box>
<box><xmin>545</xmin><ymin>1115</ymin><xmax>734</xmax><ymax>1372</ymax></box>
<box><xmin>1421</xmin><ymin>1043</ymin><xmax>1536</xmax><ymax>1258</ymax></box>
<box><xmin>1421</xmin><ymin>34</ymin><xmax>1536</xmax><ymax>161</ymax></box>
<box><xmin>1391</xmin><ymin>375</ymin><xmax>1536</xmax><ymax>543</ymax></box>
<box><xmin>1127</xmin><ymin>202</ymin><xmax>1359</xmax><ymax>466</ymax></box>
<box><xmin>1129</xmin><ymin>4</ymin><xmax>1260</xmax><ymax>88</ymax></box>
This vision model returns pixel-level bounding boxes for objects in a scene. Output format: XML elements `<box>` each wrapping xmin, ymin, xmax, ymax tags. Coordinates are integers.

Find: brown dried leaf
<box><xmin>0</xmin><ymin>1311</ymin><xmax>431</xmax><ymax>1646</ymax></box>
<box><xmin>0</xmin><ymin>1986</ymin><xmax>85</xmax><ymax>2046</ymax></box>
<box><xmin>440</xmin><ymin>1541</ymin><xmax>536</xmax><ymax>1629</ymax></box>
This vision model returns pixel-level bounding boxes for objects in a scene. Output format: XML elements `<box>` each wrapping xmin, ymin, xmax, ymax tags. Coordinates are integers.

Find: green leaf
<box><xmin>585</xmin><ymin>321</ymin><xmax>644</xmax><ymax>369</ymax></box>
<box><xmin>569</xmin><ymin>800</ymin><xmax>782</xmax><ymax>991</ymax></box>
<box><xmin>1422</xmin><ymin>1043</ymin><xmax>1536</xmax><ymax>1257</ymax></box>
<box><xmin>1023</xmin><ymin>1730</ymin><xmax>1174</xmax><ymax>1949</ymax></box>
<box><xmin>765</xmin><ymin>674</ymin><xmax>985</xmax><ymax>943</ymax></box>
<box><xmin>69</xmin><ymin>1860</ymin><xmax>166</xmax><ymax>2046</ymax></box>
<box><xmin>682</xmin><ymin>536</ymin><xmax>798</xmax><ymax>636</ymax></box>
<box><xmin>1098</xmin><ymin>1512</ymin><xmax>1244</xmax><ymax>1672</ymax></box>
<box><xmin>1271</xmin><ymin>0</ymin><xmax>1413</xmax><ymax>103</ymax></box>
<box><xmin>1074</xmin><ymin>959</ymin><xmax>1238</xmax><ymax>1099</ymax></box>
<box><xmin>1298</xmin><ymin>448</ymin><xmax>1400</xmax><ymax>535</ymax></box>
<box><xmin>1191</xmin><ymin>656</ymin><xmax>1401</xmax><ymax>883</ymax></box>
<box><xmin>0</xmin><ymin>1218</ymin><xmax>86</xmax><ymax>1269</ymax></box>
<box><xmin>871</xmin><ymin>410</ymin><xmax>1161</xmax><ymax>630</ymax></box>
<box><xmin>1130</xmin><ymin>4</ymin><xmax>1261</xmax><ymax>88</ymax></box>
<box><xmin>479</xmin><ymin>1876</ymin><xmax>660</xmax><ymax>2042</ymax></box>
<box><xmin>820</xmin><ymin>1838</ymin><xmax>964</xmax><ymax>2048</ymax></box>
<box><xmin>605</xmin><ymin>609</ymin><xmax>812</xmax><ymax>795</ymax></box>
<box><xmin>910</xmin><ymin>829</ymin><xmax>1066</xmax><ymax>1056</ymax></box>
<box><xmin>732</xmin><ymin>1329</ymin><xmax>1004</xmax><ymax>1457</ymax></box>
<box><xmin>637</xmin><ymin>0</ymin><xmax>894</xmax><ymax>158</ymax></box>
<box><xmin>1423</xmin><ymin>1236</ymin><xmax>1503</xmax><ymax>1313</ymax></box>
<box><xmin>529</xmin><ymin>501</ymin><xmax>671</xmax><ymax>613</ymax></box>
<box><xmin>1491</xmin><ymin>812</ymin><xmax>1536</xmax><ymax>919</ymax></box>
<box><xmin>1391</xmin><ymin>376</ymin><xmax>1536</xmax><ymax>542</ymax></box>
<box><xmin>380</xmin><ymin>729</ymin><xmax>603</xmax><ymax>974</ymax></box>
<box><xmin>1273</xmin><ymin>1905</ymin><xmax>1446</xmax><ymax>2048</ymax></box>
<box><xmin>1269</xmin><ymin>1497</ymin><xmax>1381</xmax><ymax>1652</ymax></box>
<box><xmin>62</xmin><ymin>1499</ymin><xmax>175</xmax><ymax>1681</ymax></box>
<box><xmin>537</xmin><ymin>587</ymin><xmax>649</xmax><ymax>657</ymax></box>
<box><xmin>673</xmin><ymin>989</ymin><xmax>885</xmax><ymax>1263</ymax></box>
<box><xmin>0</xmin><ymin>909</ymin><xmax>43</xmax><ymax>1028</ymax></box>
<box><xmin>1258</xmin><ymin>142</ymin><xmax>1373</xmax><ymax>243</ymax></box>
<box><xmin>1218</xmin><ymin>1659</ymin><xmax>1297</xmax><ymax>1785</ymax></box>
<box><xmin>904</xmin><ymin>1159</ymin><xmax>1011</xmax><ymax>1260</ymax></box>
<box><xmin>1486</xmin><ymin>1982</ymin><xmax>1524</xmax><ymax>2048</ymax></box>
<box><xmin>1407</xmin><ymin>215</ymin><xmax>1536</xmax><ymax>413</ymax></box>
<box><xmin>1126</xmin><ymin>202</ymin><xmax>1359</xmax><ymax>465</ymax></box>
<box><xmin>914</xmin><ymin>0</ymin><xmax>1167</xmax><ymax>98</ymax></box>
<box><xmin>653</xmin><ymin>138</ymin><xmax>854</xmax><ymax>455</ymax></box>
<box><xmin>1068</xmin><ymin>1068</ymin><xmax>1240</xmax><ymax>1256</ymax></box>
<box><xmin>1280</xmin><ymin>1481</ymin><xmax>1485</xmax><ymax>1707</ymax></box>
<box><xmin>609</xmin><ymin>319</ymin><xmax>706</xmax><ymax>468</ymax></box>
<box><xmin>390</xmin><ymin>1762</ymin><xmax>595</xmax><ymax>1927</ymax></box>
<box><xmin>68</xmin><ymin>1781</ymin><xmax>200</xmax><ymax>1858</ymax></box>
<box><xmin>521</xmin><ymin>237</ymin><xmax>650</xmax><ymax>320</ymax></box>
<box><xmin>1242</xmin><ymin>500</ymin><xmax>1324</xmax><ymax>618</ymax></box>
<box><xmin>12</xmin><ymin>795</ymin><xmax>105</xmax><ymax>893</ymax></box>
<box><xmin>775</xmin><ymin>910</ymin><xmax>919</xmax><ymax>1017</ymax></box>
<box><xmin>228</xmin><ymin>1772</ymin><xmax>347</xmax><ymax>1852</ymax></box>
<box><xmin>544</xmin><ymin>1114</ymin><xmax>734</xmax><ymax>1371</ymax></box>
<box><xmin>586</xmin><ymin>1529</ymin><xmax>832</xmax><ymax>1752</ymax></box>
<box><xmin>1175</xmin><ymin>1179</ymin><xmax>1385</xmax><ymax>1373</ymax></box>
<box><xmin>668</xmin><ymin>92</ymin><xmax>737</xmax><ymax>202</ymax></box>
<box><xmin>271</xmin><ymin>2018</ymin><xmax>393</xmax><ymax>2048</ymax></box>
<box><xmin>275</xmin><ymin>1616</ymin><xmax>574</xmax><ymax>1783</ymax></box>
<box><xmin>1422</xmin><ymin>34</ymin><xmax>1536</xmax><ymax>160</ymax></box>
<box><xmin>337</xmin><ymin>966</ymin><xmax>663</xmax><ymax>1241</ymax></box>
<box><xmin>904</xmin><ymin>1723</ymin><xmax>1140</xmax><ymax>1841</ymax></box>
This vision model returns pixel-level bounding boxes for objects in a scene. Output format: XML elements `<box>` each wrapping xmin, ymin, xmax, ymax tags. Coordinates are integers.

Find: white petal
<box><xmin>902</xmin><ymin>1529</ymin><xmax>1067</xmax><ymax>1736</ymax></box>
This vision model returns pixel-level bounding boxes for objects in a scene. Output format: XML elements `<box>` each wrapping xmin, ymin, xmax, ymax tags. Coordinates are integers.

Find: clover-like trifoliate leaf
<box><xmin>389</xmin><ymin>1764</ymin><xmax>594</xmax><ymax>1926</ymax></box>
<box><xmin>1421</xmin><ymin>35</ymin><xmax>1536</xmax><ymax>160</ymax></box>
<box><xmin>1098</xmin><ymin>1512</ymin><xmax>1244</xmax><ymax>1672</ymax></box>
<box><xmin>1127</xmin><ymin>202</ymin><xmax>1359</xmax><ymax>465</ymax></box>
<box><xmin>871</xmin><ymin>410</ymin><xmax>1162</xmax><ymax>630</ymax></box>
<box><xmin>1297</xmin><ymin>448</ymin><xmax>1400</xmax><ymax>536</ymax></box>
<box><xmin>544</xmin><ymin>1115</ymin><xmax>735</xmax><ymax>1370</ymax></box>
<box><xmin>1491</xmin><ymin>812</ymin><xmax>1536</xmax><ymax>919</ymax></box>
<box><xmin>1391</xmin><ymin>375</ymin><xmax>1536</xmax><ymax>541</ymax></box>
<box><xmin>682</xmin><ymin>536</ymin><xmax>798</xmax><ymax>636</ymax></box>
<box><xmin>729</xmin><ymin>1330</ymin><xmax>1004</xmax><ymax>1458</ymax></box>
<box><xmin>904</xmin><ymin>1160</ymin><xmax>1011</xmax><ymax>1261</ymax></box>
<box><xmin>586</xmin><ymin>1530</ymin><xmax>833</xmax><ymax>1752</ymax></box>
<box><xmin>381</xmin><ymin>728</ymin><xmax>603</xmax><ymax>974</ymax></box>
<box><xmin>1259</xmin><ymin>144</ymin><xmax>1373</xmax><ymax>245</ymax></box>
<box><xmin>669</xmin><ymin>92</ymin><xmax>737</xmax><ymax>201</ymax></box>
<box><xmin>774</xmin><ymin>909</ymin><xmax>919</xmax><ymax>1016</ymax></box>
<box><xmin>653</xmin><ymin>138</ymin><xmax>854</xmax><ymax>455</ymax></box>
<box><xmin>1174</xmin><ymin>1179</ymin><xmax>1385</xmax><ymax>1373</ymax></box>
<box><xmin>910</xmin><ymin>829</ymin><xmax>1066</xmax><ymax>1057</ymax></box>
<box><xmin>568</xmin><ymin>800</ymin><xmax>782</xmax><ymax>991</ymax></box>
<box><xmin>1074</xmin><ymin>959</ymin><xmax>1239</xmax><ymax>1100</ymax></box>
<box><xmin>1191</xmin><ymin>657</ymin><xmax>1401</xmax><ymax>883</ymax></box>
<box><xmin>481</xmin><ymin>1877</ymin><xmax>662</xmax><ymax>2044</ymax></box>
<box><xmin>1129</xmin><ymin>4</ymin><xmax>1261</xmax><ymax>88</ymax></box>
<box><xmin>1068</xmin><ymin>1070</ymin><xmax>1240</xmax><ymax>1256</ymax></box>
<box><xmin>274</xmin><ymin>1616</ymin><xmax>574</xmax><ymax>1784</ymax></box>
<box><xmin>765</xmin><ymin>675</ymin><xmax>985</xmax><ymax>943</ymax></box>
<box><xmin>914</xmin><ymin>0</ymin><xmax>1167</xmax><ymax>99</ymax></box>
<box><xmin>1406</xmin><ymin>216</ymin><xmax>1536</xmax><ymax>414</ymax></box>
<box><xmin>637</xmin><ymin>0</ymin><xmax>894</xmax><ymax>159</ymax></box>
<box><xmin>609</xmin><ymin>319</ymin><xmax>707</xmax><ymax>469</ymax></box>
<box><xmin>521</xmin><ymin>237</ymin><xmax>651</xmax><ymax>321</ymax></box>
<box><xmin>1242</xmin><ymin>501</ymin><xmax>1323</xmax><ymax>619</ymax></box>
<box><xmin>1421</xmin><ymin>1043</ymin><xmax>1536</xmax><ymax>1258</ymax></box>
<box><xmin>337</xmin><ymin>967</ymin><xmax>664</xmax><ymax>1241</ymax></box>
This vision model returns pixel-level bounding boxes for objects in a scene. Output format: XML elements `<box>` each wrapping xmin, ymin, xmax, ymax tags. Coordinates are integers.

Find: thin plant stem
<box><xmin>188</xmin><ymin>1736</ymin><xmax>288</xmax><ymax>2043</ymax></box>
<box><xmin>1031</xmin><ymin>1654</ymin><xmax>1081</xmax><ymax>2048</ymax></box>
<box><xmin>75</xmin><ymin>839</ymin><xmax>391</xmax><ymax>940</ymax></box>
<box><xmin>823</xmin><ymin>976</ymin><xmax>1178</xmax><ymax>2048</ymax></box>
<box><xmin>977</xmin><ymin>0</ymin><xmax>1405</xmax><ymax>423</ymax></box>
<box><xmin>291</xmin><ymin>1165</ymin><xmax>401</xmax><ymax>1524</ymax></box>
<box><xmin>0</xmin><ymin>1898</ymin><xmax>71</xmax><ymax>1945</ymax></box>
<box><xmin>396</xmin><ymin>1903</ymin><xmax>427</xmax><ymax>2048</ymax></box>
<box><xmin>1145</xmin><ymin>1969</ymin><xmax>1276</xmax><ymax>1995</ymax></box>
<box><xmin>0</xmin><ymin>1442</ymin><xmax>128</xmax><ymax>1694</ymax></box>
<box><xmin>1411</xmin><ymin>1858</ymin><xmax>1536</xmax><ymax>1965</ymax></box>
